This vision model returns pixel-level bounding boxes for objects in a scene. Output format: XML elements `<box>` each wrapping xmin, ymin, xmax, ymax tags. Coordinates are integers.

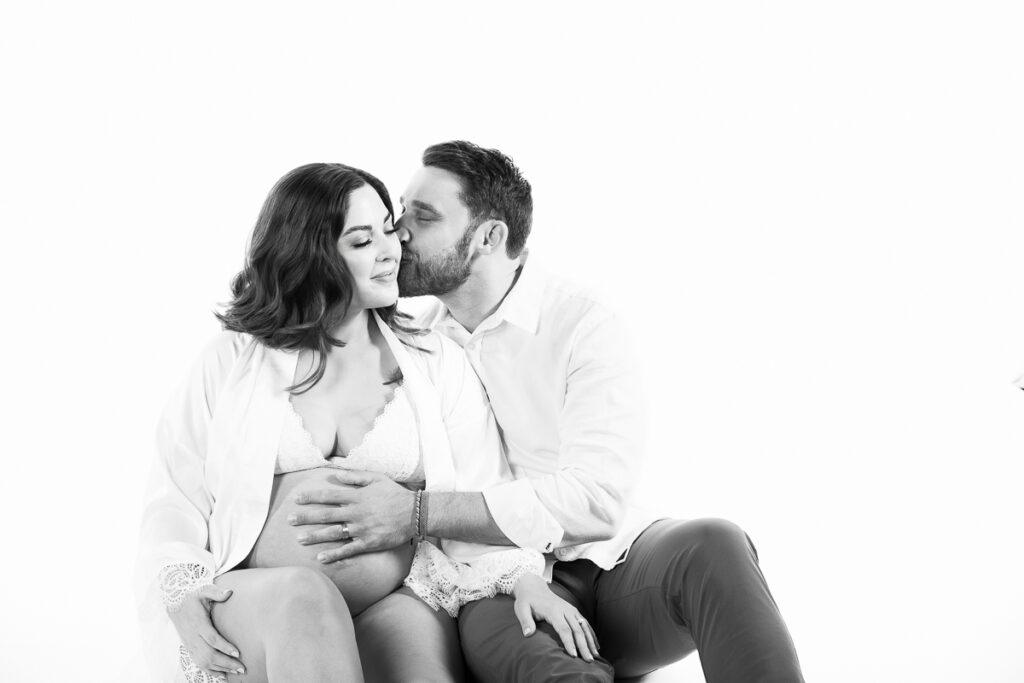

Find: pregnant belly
<box><xmin>242</xmin><ymin>468</ymin><xmax>413</xmax><ymax>615</ymax></box>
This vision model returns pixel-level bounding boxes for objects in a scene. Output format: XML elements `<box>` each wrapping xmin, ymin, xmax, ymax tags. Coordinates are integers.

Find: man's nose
<box><xmin>381</xmin><ymin>235</ymin><xmax>401</xmax><ymax>262</ymax></box>
<box><xmin>395</xmin><ymin>216</ymin><xmax>411</xmax><ymax>243</ymax></box>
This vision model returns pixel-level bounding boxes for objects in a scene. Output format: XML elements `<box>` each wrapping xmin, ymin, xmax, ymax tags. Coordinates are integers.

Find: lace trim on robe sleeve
<box><xmin>179</xmin><ymin>646</ymin><xmax>227</xmax><ymax>683</ymax></box>
<box><xmin>159</xmin><ymin>562</ymin><xmax>214</xmax><ymax>612</ymax></box>
<box><xmin>403</xmin><ymin>541</ymin><xmax>546</xmax><ymax>618</ymax></box>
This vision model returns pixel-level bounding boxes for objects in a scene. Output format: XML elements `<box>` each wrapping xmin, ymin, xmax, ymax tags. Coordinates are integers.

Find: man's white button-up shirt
<box><xmin>416</xmin><ymin>256</ymin><xmax>658</xmax><ymax>570</ymax></box>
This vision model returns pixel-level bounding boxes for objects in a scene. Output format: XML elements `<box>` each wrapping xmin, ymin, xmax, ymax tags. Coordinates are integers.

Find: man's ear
<box><xmin>475</xmin><ymin>220</ymin><xmax>508</xmax><ymax>255</ymax></box>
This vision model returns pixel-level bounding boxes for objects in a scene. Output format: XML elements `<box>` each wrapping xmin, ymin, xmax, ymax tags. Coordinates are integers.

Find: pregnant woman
<box><xmin>135</xmin><ymin>163</ymin><xmax>597</xmax><ymax>682</ymax></box>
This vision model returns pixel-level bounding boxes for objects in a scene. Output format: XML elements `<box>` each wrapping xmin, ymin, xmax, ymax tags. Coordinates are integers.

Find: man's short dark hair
<box><xmin>422</xmin><ymin>140</ymin><xmax>533</xmax><ymax>258</ymax></box>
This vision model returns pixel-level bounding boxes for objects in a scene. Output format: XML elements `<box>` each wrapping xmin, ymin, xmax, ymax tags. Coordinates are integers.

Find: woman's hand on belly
<box><xmin>244</xmin><ymin>469</ymin><xmax>413</xmax><ymax>615</ymax></box>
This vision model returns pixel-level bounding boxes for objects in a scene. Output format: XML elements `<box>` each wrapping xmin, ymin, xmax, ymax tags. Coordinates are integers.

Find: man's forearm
<box><xmin>423</xmin><ymin>491</ymin><xmax>514</xmax><ymax>546</ymax></box>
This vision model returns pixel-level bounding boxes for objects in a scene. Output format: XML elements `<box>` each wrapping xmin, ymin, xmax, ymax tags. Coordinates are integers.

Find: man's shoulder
<box><xmin>534</xmin><ymin>269</ymin><xmax>618</xmax><ymax>328</ymax></box>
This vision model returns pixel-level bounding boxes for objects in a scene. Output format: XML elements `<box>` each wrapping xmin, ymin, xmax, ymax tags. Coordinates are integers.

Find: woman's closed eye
<box><xmin>352</xmin><ymin>223</ymin><xmax>398</xmax><ymax>248</ymax></box>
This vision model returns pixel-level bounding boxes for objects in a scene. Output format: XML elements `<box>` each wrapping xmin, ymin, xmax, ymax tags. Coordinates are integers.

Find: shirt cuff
<box><xmin>483</xmin><ymin>479</ymin><xmax>565</xmax><ymax>552</ymax></box>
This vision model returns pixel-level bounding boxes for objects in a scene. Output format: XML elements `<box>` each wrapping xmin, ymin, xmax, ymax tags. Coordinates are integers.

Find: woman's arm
<box><xmin>135</xmin><ymin>332</ymin><xmax>247</xmax><ymax>677</ymax></box>
<box><xmin>137</xmin><ymin>333</ymin><xmax>238</xmax><ymax>601</ymax></box>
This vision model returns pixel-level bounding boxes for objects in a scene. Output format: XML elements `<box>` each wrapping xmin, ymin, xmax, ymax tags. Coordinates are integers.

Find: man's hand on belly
<box><xmin>288</xmin><ymin>470</ymin><xmax>417</xmax><ymax>563</ymax></box>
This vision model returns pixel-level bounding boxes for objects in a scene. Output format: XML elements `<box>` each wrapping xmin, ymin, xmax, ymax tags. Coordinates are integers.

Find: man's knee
<box><xmin>459</xmin><ymin>596</ymin><xmax>612</xmax><ymax>683</ymax></box>
<box><xmin>684</xmin><ymin>517</ymin><xmax>753</xmax><ymax>555</ymax></box>
<box><xmin>458</xmin><ymin>595</ymin><xmax>514</xmax><ymax>657</ymax></box>
<box><xmin>659</xmin><ymin>517</ymin><xmax>759</xmax><ymax>581</ymax></box>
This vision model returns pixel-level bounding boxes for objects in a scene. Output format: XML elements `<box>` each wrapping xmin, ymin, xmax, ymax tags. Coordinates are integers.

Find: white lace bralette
<box><xmin>275</xmin><ymin>385</ymin><xmax>423</xmax><ymax>483</ymax></box>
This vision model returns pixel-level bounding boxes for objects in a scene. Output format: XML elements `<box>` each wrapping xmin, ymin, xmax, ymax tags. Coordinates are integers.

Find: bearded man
<box><xmin>292</xmin><ymin>141</ymin><xmax>804</xmax><ymax>683</ymax></box>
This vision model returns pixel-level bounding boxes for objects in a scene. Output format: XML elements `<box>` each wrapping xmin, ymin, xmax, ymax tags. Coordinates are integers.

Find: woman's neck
<box><xmin>328</xmin><ymin>308</ymin><xmax>373</xmax><ymax>348</ymax></box>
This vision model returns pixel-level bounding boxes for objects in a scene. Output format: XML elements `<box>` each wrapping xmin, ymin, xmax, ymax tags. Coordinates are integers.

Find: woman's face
<box><xmin>336</xmin><ymin>184</ymin><xmax>401</xmax><ymax>311</ymax></box>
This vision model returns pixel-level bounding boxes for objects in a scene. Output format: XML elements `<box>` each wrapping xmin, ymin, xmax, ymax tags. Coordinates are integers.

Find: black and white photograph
<box><xmin>2</xmin><ymin>3</ymin><xmax>1022</xmax><ymax>682</ymax></box>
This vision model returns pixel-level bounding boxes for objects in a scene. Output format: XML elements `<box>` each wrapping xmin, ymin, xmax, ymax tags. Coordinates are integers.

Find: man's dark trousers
<box><xmin>459</xmin><ymin>518</ymin><xmax>804</xmax><ymax>682</ymax></box>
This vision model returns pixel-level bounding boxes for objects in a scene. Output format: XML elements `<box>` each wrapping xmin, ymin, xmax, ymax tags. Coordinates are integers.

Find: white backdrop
<box><xmin>1</xmin><ymin>2</ymin><xmax>1022</xmax><ymax>682</ymax></box>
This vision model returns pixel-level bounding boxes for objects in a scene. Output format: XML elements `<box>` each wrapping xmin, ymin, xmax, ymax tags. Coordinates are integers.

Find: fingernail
<box><xmin>231</xmin><ymin>650</ymin><xmax>239</xmax><ymax>657</ymax></box>
<box><xmin>523</xmin><ymin>627</ymin><xmax>533</xmax><ymax>635</ymax></box>
<box><xmin>287</xmin><ymin>514</ymin><xmax>298</xmax><ymax>524</ymax></box>
<box><xmin>236</xmin><ymin>667</ymin><xmax>245</xmax><ymax>674</ymax></box>
<box><xmin>225</xmin><ymin>590</ymin><xmax>233</xmax><ymax>596</ymax></box>
<box><xmin>318</xmin><ymin>553</ymin><xmax>328</xmax><ymax>562</ymax></box>
<box><xmin>297</xmin><ymin>533</ymin><xmax>308</xmax><ymax>543</ymax></box>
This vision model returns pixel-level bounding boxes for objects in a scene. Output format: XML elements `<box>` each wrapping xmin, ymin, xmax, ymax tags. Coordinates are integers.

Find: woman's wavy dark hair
<box><xmin>217</xmin><ymin>163</ymin><xmax>421</xmax><ymax>393</ymax></box>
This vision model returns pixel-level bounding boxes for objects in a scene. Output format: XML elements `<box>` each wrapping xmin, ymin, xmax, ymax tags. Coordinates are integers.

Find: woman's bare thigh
<box><xmin>208</xmin><ymin>570</ymin><xmax>279</xmax><ymax>683</ymax></box>
<box><xmin>210</xmin><ymin>567</ymin><xmax>357</xmax><ymax>683</ymax></box>
<box><xmin>354</xmin><ymin>587</ymin><xmax>463</xmax><ymax>683</ymax></box>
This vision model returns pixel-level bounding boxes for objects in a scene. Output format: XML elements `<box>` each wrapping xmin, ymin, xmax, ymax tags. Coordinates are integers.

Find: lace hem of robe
<box><xmin>159</xmin><ymin>563</ymin><xmax>213</xmax><ymax>612</ymax></box>
<box><xmin>403</xmin><ymin>541</ymin><xmax>545</xmax><ymax>617</ymax></box>
<box><xmin>179</xmin><ymin>646</ymin><xmax>227</xmax><ymax>683</ymax></box>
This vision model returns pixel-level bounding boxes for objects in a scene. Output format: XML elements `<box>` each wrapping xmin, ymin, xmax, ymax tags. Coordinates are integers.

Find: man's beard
<box><xmin>398</xmin><ymin>226</ymin><xmax>477</xmax><ymax>297</ymax></box>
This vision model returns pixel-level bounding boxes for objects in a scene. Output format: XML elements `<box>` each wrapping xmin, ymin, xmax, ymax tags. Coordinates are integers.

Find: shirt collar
<box><xmin>492</xmin><ymin>252</ymin><xmax>544</xmax><ymax>335</ymax></box>
<box><xmin>429</xmin><ymin>251</ymin><xmax>546</xmax><ymax>337</ymax></box>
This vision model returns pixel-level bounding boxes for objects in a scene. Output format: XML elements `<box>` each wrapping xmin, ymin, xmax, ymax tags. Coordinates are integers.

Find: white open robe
<box><xmin>135</xmin><ymin>313</ymin><xmax>540</xmax><ymax>682</ymax></box>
